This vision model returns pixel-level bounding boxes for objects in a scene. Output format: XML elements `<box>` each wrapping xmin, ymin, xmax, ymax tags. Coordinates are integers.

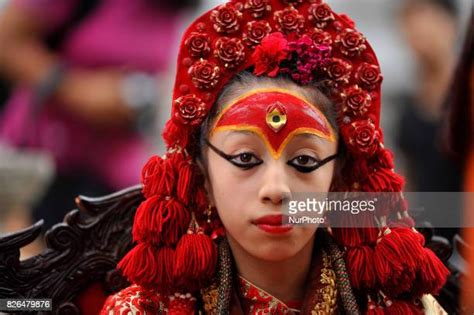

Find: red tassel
<box><xmin>330</xmin><ymin>211</ymin><xmax>378</xmax><ymax>247</ymax></box>
<box><xmin>346</xmin><ymin>245</ymin><xmax>376</xmax><ymax>289</ymax></box>
<box><xmin>375</xmin><ymin>148</ymin><xmax>395</xmax><ymax>169</ymax></box>
<box><xmin>118</xmin><ymin>243</ymin><xmax>175</xmax><ymax>289</ymax></box>
<box><xmin>389</xmin><ymin>228</ymin><xmax>425</xmax><ymax>269</ymax></box>
<box><xmin>361</xmin><ymin>168</ymin><xmax>404</xmax><ymax>194</ymax></box>
<box><xmin>353</xmin><ymin>158</ymin><xmax>370</xmax><ymax>182</ymax></box>
<box><xmin>413</xmin><ymin>248</ymin><xmax>450</xmax><ymax>296</ymax></box>
<box><xmin>141</xmin><ymin>155</ymin><xmax>176</xmax><ymax>198</ymax></box>
<box><xmin>141</xmin><ymin>155</ymin><xmax>164</xmax><ymax>198</ymax></box>
<box><xmin>174</xmin><ymin>232</ymin><xmax>217</xmax><ymax>290</ymax></box>
<box><xmin>332</xmin><ymin>227</ymin><xmax>363</xmax><ymax>247</ymax></box>
<box><xmin>132</xmin><ymin>196</ymin><xmax>191</xmax><ymax>246</ymax></box>
<box><xmin>163</xmin><ymin>120</ymin><xmax>190</xmax><ymax>148</ymax></box>
<box><xmin>157</xmin><ymin>246</ymin><xmax>176</xmax><ymax>286</ymax></box>
<box><xmin>374</xmin><ymin>230</ymin><xmax>404</xmax><ymax>288</ymax></box>
<box><xmin>175</xmin><ymin>156</ymin><xmax>196</xmax><ymax>204</ymax></box>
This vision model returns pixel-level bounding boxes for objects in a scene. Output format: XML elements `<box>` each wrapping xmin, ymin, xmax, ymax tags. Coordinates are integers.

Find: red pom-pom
<box><xmin>346</xmin><ymin>245</ymin><xmax>376</xmax><ymax>289</ymax></box>
<box><xmin>118</xmin><ymin>243</ymin><xmax>175</xmax><ymax>289</ymax></box>
<box><xmin>375</xmin><ymin>148</ymin><xmax>395</xmax><ymax>169</ymax></box>
<box><xmin>163</xmin><ymin>120</ymin><xmax>191</xmax><ymax>149</ymax></box>
<box><xmin>374</xmin><ymin>227</ymin><xmax>428</xmax><ymax>296</ymax></box>
<box><xmin>174</xmin><ymin>155</ymin><xmax>196</xmax><ymax>204</ymax></box>
<box><xmin>132</xmin><ymin>196</ymin><xmax>191</xmax><ymax>246</ymax></box>
<box><xmin>174</xmin><ymin>232</ymin><xmax>217</xmax><ymax>290</ymax></box>
<box><xmin>141</xmin><ymin>156</ymin><xmax>176</xmax><ymax>198</ymax></box>
<box><xmin>373</xmin><ymin>229</ymin><xmax>414</xmax><ymax>295</ymax></box>
<box><xmin>332</xmin><ymin>227</ymin><xmax>363</xmax><ymax>247</ymax></box>
<box><xmin>361</xmin><ymin>168</ymin><xmax>404</xmax><ymax>193</ymax></box>
<box><xmin>330</xmin><ymin>211</ymin><xmax>378</xmax><ymax>247</ymax></box>
<box><xmin>413</xmin><ymin>248</ymin><xmax>450</xmax><ymax>296</ymax></box>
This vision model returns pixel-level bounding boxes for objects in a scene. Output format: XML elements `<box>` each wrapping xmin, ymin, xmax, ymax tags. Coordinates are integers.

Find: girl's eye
<box><xmin>287</xmin><ymin>155</ymin><xmax>321</xmax><ymax>173</ymax></box>
<box><xmin>229</xmin><ymin>152</ymin><xmax>263</xmax><ymax>169</ymax></box>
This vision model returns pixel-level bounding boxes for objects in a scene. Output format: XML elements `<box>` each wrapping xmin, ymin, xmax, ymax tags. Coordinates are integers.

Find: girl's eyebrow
<box><xmin>293</xmin><ymin>133</ymin><xmax>327</xmax><ymax>144</ymax></box>
<box><xmin>223</xmin><ymin>130</ymin><xmax>258</xmax><ymax>140</ymax></box>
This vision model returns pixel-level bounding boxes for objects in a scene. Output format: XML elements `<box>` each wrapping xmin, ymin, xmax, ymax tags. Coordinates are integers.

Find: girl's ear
<box><xmin>196</xmin><ymin>157</ymin><xmax>216</xmax><ymax>206</ymax></box>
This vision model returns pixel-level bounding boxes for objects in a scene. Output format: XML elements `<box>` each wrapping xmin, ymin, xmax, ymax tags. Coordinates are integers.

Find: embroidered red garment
<box><xmin>238</xmin><ymin>276</ymin><xmax>303</xmax><ymax>314</ymax></box>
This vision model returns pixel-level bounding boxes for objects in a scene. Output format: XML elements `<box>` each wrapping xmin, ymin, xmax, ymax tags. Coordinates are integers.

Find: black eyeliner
<box><xmin>205</xmin><ymin>140</ymin><xmax>263</xmax><ymax>170</ymax></box>
<box><xmin>287</xmin><ymin>153</ymin><xmax>339</xmax><ymax>173</ymax></box>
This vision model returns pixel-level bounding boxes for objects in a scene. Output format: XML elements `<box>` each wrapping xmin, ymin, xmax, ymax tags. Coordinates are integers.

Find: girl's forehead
<box><xmin>210</xmin><ymin>89</ymin><xmax>335</xmax><ymax>159</ymax></box>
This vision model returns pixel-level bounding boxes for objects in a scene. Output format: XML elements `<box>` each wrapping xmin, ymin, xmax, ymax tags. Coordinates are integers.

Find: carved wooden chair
<box><xmin>0</xmin><ymin>185</ymin><xmax>464</xmax><ymax>314</ymax></box>
<box><xmin>0</xmin><ymin>185</ymin><xmax>143</xmax><ymax>315</ymax></box>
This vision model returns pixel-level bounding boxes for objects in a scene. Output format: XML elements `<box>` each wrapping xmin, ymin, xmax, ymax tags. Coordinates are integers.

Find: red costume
<box><xmin>101</xmin><ymin>0</ymin><xmax>449</xmax><ymax>313</ymax></box>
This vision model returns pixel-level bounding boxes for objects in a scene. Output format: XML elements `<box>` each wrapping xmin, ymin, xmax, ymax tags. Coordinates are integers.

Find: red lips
<box><xmin>252</xmin><ymin>214</ymin><xmax>293</xmax><ymax>234</ymax></box>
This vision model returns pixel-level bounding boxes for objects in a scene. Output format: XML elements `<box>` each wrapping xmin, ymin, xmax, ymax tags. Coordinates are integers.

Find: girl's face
<box><xmin>203</xmin><ymin>89</ymin><xmax>338</xmax><ymax>262</ymax></box>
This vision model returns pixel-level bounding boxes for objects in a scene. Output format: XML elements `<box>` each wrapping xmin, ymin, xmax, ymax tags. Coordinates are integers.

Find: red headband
<box><xmin>211</xmin><ymin>88</ymin><xmax>335</xmax><ymax>158</ymax></box>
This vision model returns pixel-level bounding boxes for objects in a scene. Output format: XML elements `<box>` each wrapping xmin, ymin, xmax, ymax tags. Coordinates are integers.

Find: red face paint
<box><xmin>211</xmin><ymin>89</ymin><xmax>335</xmax><ymax>159</ymax></box>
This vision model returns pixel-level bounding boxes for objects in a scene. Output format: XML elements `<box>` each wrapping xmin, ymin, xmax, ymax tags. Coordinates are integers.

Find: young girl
<box><xmin>101</xmin><ymin>1</ymin><xmax>449</xmax><ymax>313</ymax></box>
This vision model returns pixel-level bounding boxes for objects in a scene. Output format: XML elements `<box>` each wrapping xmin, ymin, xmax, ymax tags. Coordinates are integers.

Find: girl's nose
<box><xmin>258</xmin><ymin>162</ymin><xmax>292</xmax><ymax>206</ymax></box>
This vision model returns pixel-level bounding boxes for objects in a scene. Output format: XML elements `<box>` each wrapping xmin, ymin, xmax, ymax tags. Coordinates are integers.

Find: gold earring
<box><xmin>206</xmin><ymin>205</ymin><xmax>213</xmax><ymax>223</ymax></box>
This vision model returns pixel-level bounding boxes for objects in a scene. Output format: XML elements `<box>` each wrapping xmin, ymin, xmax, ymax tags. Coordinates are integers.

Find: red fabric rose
<box><xmin>336</xmin><ymin>28</ymin><xmax>366</xmax><ymax>56</ymax></box>
<box><xmin>344</xmin><ymin>120</ymin><xmax>380</xmax><ymax>156</ymax></box>
<box><xmin>323</xmin><ymin>58</ymin><xmax>353</xmax><ymax>86</ymax></box>
<box><xmin>210</xmin><ymin>4</ymin><xmax>242</xmax><ymax>34</ymax></box>
<box><xmin>188</xmin><ymin>60</ymin><xmax>221</xmax><ymax>90</ymax></box>
<box><xmin>251</xmin><ymin>32</ymin><xmax>289</xmax><ymax>77</ymax></box>
<box><xmin>355</xmin><ymin>63</ymin><xmax>383</xmax><ymax>90</ymax></box>
<box><xmin>308</xmin><ymin>28</ymin><xmax>333</xmax><ymax>46</ymax></box>
<box><xmin>215</xmin><ymin>37</ymin><xmax>245</xmax><ymax>69</ymax></box>
<box><xmin>244</xmin><ymin>0</ymin><xmax>271</xmax><ymax>18</ymax></box>
<box><xmin>308</xmin><ymin>3</ymin><xmax>335</xmax><ymax>28</ymax></box>
<box><xmin>341</xmin><ymin>85</ymin><xmax>372</xmax><ymax>117</ymax></box>
<box><xmin>173</xmin><ymin>94</ymin><xmax>207</xmax><ymax>126</ymax></box>
<box><xmin>274</xmin><ymin>7</ymin><xmax>305</xmax><ymax>34</ymax></box>
<box><xmin>243</xmin><ymin>20</ymin><xmax>272</xmax><ymax>47</ymax></box>
<box><xmin>185</xmin><ymin>32</ymin><xmax>211</xmax><ymax>58</ymax></box>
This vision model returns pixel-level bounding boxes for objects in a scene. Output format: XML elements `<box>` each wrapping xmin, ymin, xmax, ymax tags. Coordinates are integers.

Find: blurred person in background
<box><xmin>396</xmin><ymin>0</ymin><xmax>464</xmax><ymax>241</ymax></box>
<box><xmin>0</xmin><ymin>0</ymin><xmax>201</xmax><ymax>240</ymax></box>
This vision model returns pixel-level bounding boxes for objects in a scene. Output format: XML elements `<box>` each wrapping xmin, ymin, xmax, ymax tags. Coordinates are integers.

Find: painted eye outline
<box><xmin>287</xmin><ymin>155</ymin><xmax>321</xmax><ymax>173</ymax></box>
<box><xmin>205</xmin><ymin>140</ymin><xmax>263</xmax><ymax>170</ymax></box>
<box><xmin>205</xmin><ymin>139</ymin><xmax>338</xmax><ymax>172</ymax></box>
<box><xmin>287</xmin><ymin>153</ymin><xmax>339</xmax><ymax>173</ymax></box>
<box><xmin>228</xmin><ymin>152</ymin><xmax>263</xmax><ymax>169</ymax></box>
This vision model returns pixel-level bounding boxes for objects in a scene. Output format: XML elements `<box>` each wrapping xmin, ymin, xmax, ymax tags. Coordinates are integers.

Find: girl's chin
<box><xmin>246</xmin><ymin>242</ymin><xmax>302</xmax><ymax>262</ymax></box>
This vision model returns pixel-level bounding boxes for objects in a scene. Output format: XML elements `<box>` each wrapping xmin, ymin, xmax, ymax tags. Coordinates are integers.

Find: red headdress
<box><xmin>118</xmin><ymin>0</ymin><xmax>449</xmax><ymax>312</ymax></box>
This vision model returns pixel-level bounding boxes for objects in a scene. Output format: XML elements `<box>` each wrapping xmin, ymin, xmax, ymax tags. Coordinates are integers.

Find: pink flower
<box><xmin>251</xmin><ymin>32</ymin><xmax>289</xmax><ymax>77</ymax></box>
<box><xmin>283</xmin><ymin>35</ymin><xmax>332</xmax><ymax>84</ymax></box>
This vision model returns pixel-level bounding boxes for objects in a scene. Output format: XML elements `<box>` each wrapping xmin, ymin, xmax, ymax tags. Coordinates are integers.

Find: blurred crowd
<box><xmin>0</xmin><ymin>0</ymin><xmax>472</xmax><ymax>306</ymax></box>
